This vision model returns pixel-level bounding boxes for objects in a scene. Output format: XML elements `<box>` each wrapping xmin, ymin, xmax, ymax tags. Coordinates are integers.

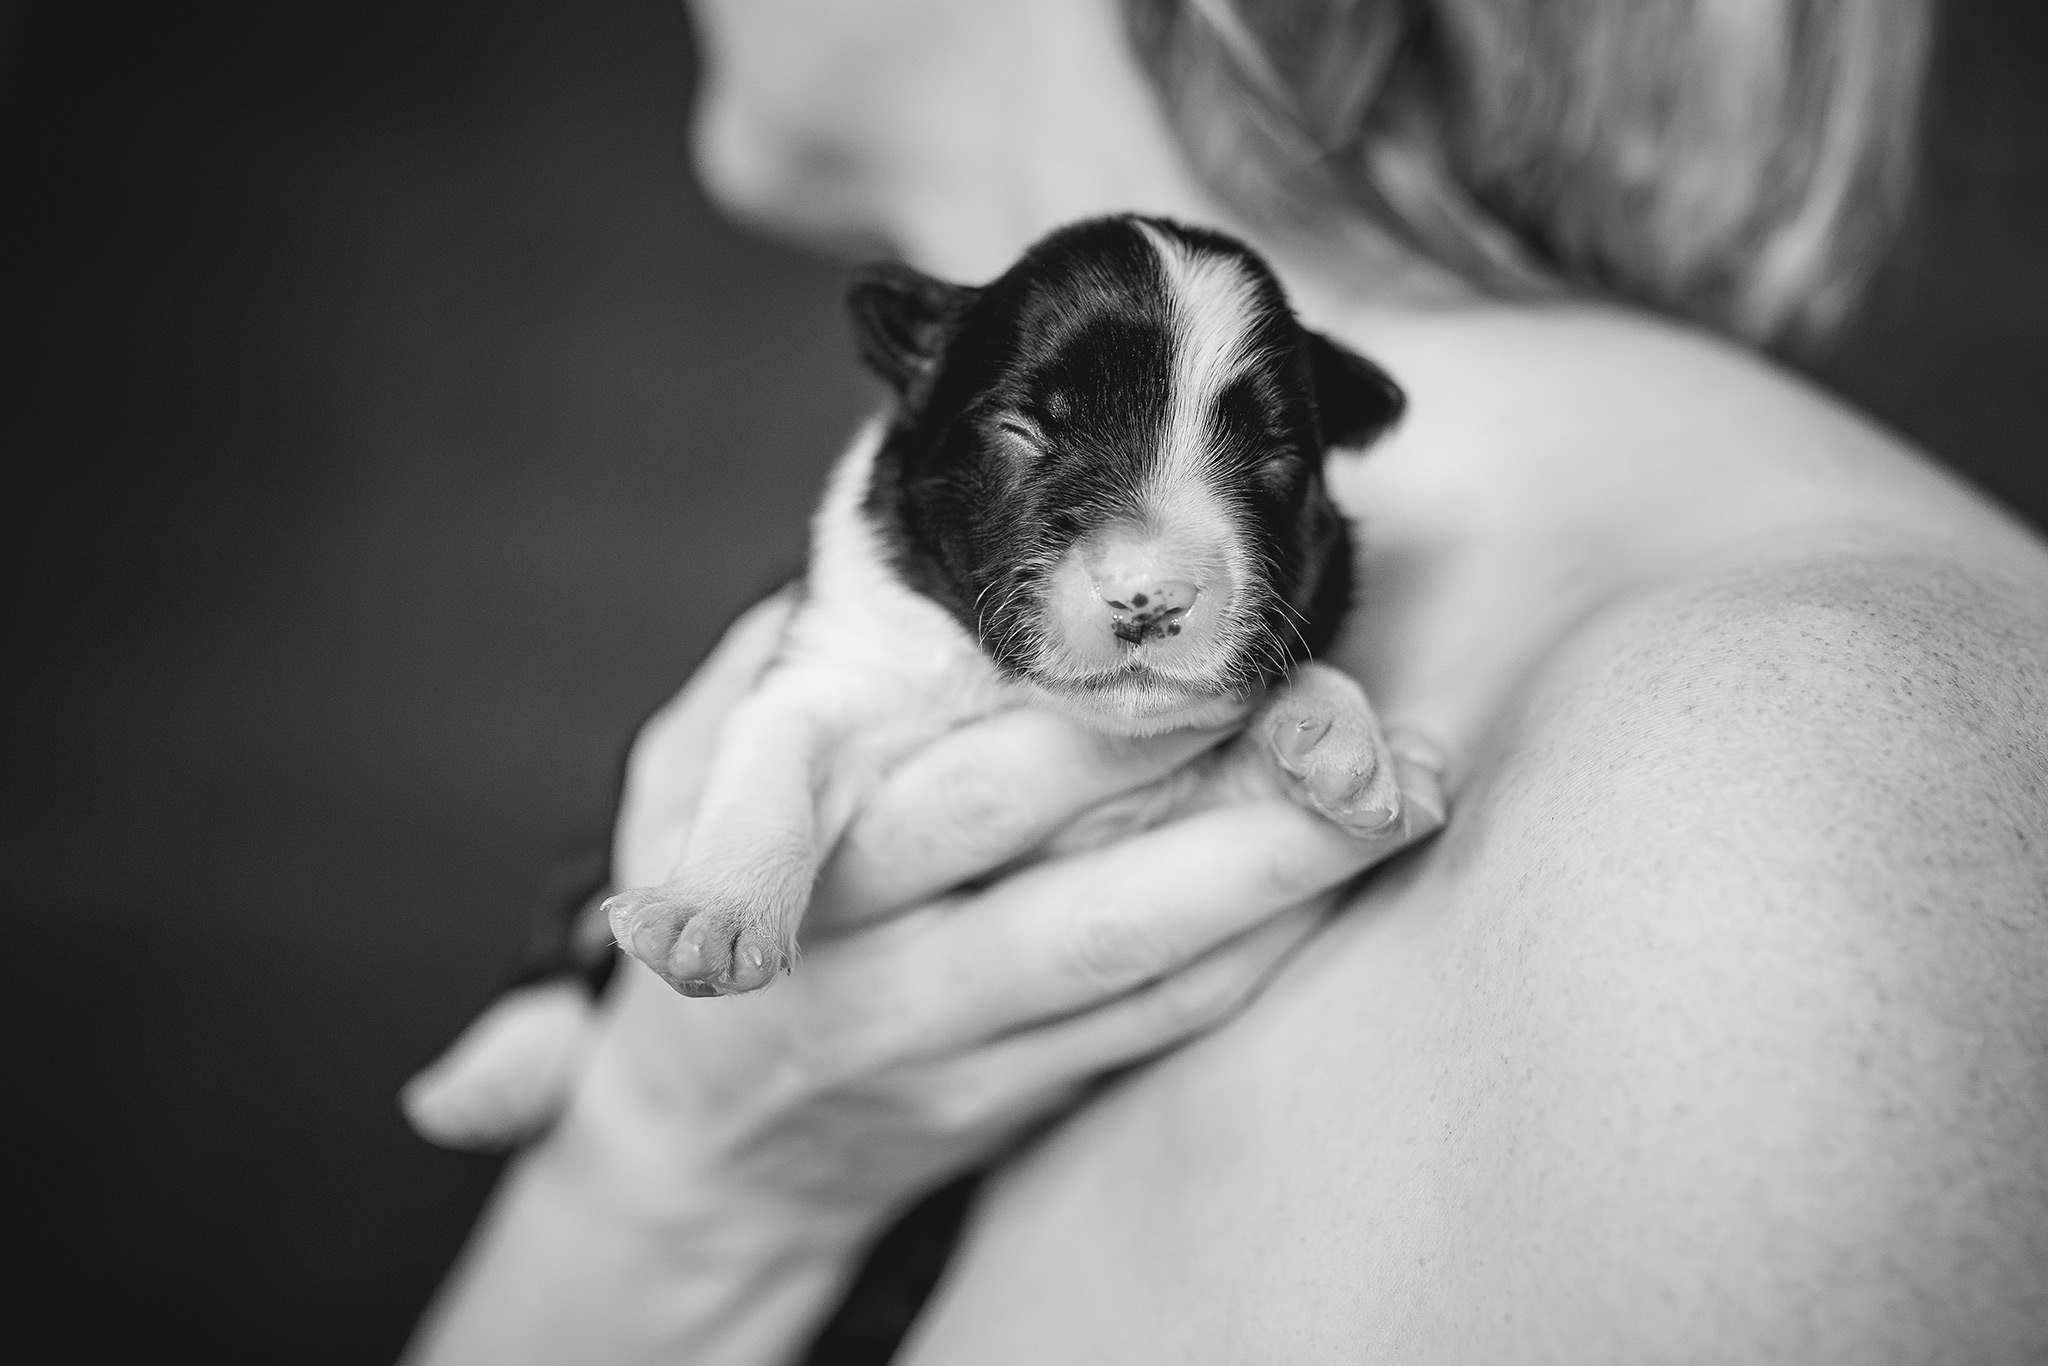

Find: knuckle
<box><xmin>1062</xmin><ymin>903</ymin><xmax>1171</xmax><ymax>987</ymax></box>
<box><xmin>929</xmin><ymin>760</ymin><xmax>1037</xmax><ymax>856</ymax></box>
<box><xmin>912</xmin><ymin>1075</ymin><xmax>995</xmax><ymax>1138</ymax></box>
<box><xmin>783</xmin><ymin>1018</ymin><xmax>871</xmax><ymax>1093</ymax></box>
<box><xmin>1254</xmin><ymin>835</ymin><xmax>1329</xmax><ymax>903</ymax></box>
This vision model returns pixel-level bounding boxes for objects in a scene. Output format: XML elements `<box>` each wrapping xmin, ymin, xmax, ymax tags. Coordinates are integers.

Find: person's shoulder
<box><xmin>1571</xmin><ymin>545</ymin><xmax>2047</xmax><ymax>759</ymax></box>
<box><xmin>1460</xmin><ymin>542</ymin><xmax>2048</xmax><ymax>926</ymax></box>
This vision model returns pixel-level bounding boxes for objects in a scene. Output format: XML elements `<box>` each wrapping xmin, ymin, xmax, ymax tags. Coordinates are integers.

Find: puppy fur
<box><xmin>403</xmin><ymin>215</ymin><xmax>1408</xmax><ymax>1147</ymax></box>
<box><xmin>606</xmin><ymin>215</ymin><xmax>1405</xmax><ymax>998</ymax></box>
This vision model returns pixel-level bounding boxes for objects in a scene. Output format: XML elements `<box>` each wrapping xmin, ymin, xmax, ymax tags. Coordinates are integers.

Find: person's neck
<box><xmin>864</xmin><ymin>0</ymin><xmax>1463</xmax><ymax>320</ymax></box>
<box><xmin>870</xmin><ymin>1</ymin><xmax>1218</xmax><ymax>281</ymax></box>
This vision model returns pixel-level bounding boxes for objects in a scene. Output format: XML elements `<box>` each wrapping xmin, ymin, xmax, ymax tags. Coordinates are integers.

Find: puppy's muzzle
<box><xmin>1044</xmin><ymin>519</ymin><xmax>1236</xmax><ymax>669</ymax></box>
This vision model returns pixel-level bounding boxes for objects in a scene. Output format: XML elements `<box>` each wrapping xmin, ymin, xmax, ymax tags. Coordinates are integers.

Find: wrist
<box><xmin>407</xmin><ymin>1114</ymin><xmax>869</xmax><ymax>1366</ymax></box>
<box><xmin>550</xmin><ymin>1021</ymin><xmax>878</xmax><ymax>1245</ymax></box>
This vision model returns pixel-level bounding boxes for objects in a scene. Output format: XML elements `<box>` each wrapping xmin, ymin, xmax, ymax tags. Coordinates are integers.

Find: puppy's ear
<box><xmin>847</xmin><ymin>263</ymin><xmax>980</xmax><ymax>400</ymax></box>
<box><xmin>1303</xmin><ymin>328</ymin><xmax>1406</xmax><ymax>450</ymax></box>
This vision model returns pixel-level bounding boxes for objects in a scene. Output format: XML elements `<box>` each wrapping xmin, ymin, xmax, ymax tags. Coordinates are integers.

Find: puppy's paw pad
<box><xmin>666</xmin><ymin>907</ymin><xmax>784</xmax><ymax>994</ymax></box>
<box><xmin>721</xmin><ymin>922</ymin><xmax>786</xmax><ymax>994</ymax></box>
<box><xmin>606</xmin><ymin>888</ymin><xmax>790</xmax><ymax>997</ymax></box>
<box><xmin>1263</xmin><ymin>699</ymin><xmax>1396</xmax><ymax>834</ymax></box>
<box><xmin>603</xmin><ymin>885</ymin><xmax>693</xmax><ymax>968</ymax></box>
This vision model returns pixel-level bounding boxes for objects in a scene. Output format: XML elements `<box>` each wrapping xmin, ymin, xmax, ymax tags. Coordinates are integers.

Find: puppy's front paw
<box><xmin>604</xmin><ymin>884</ymin><xmax>789</xmax><ymax>996</ymax></box>
<box><xmin>1260</xmin><ymin>663</ymin><xmax>1401</xmax><ymax>836</ymax></box>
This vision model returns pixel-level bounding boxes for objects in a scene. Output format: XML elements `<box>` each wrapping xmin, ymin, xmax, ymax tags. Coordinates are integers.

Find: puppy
<box><xmin>404</xmin><ymin>215</ymin><xmax>1405</xmax><ymax>1141</ymax></box>
<box><xmin>606</xmin><ymin>214</ymin><xmax>1404</xmax><ymax>996</ymax></box>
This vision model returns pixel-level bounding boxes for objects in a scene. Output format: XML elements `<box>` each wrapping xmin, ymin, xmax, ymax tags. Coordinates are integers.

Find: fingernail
<box><xmin>1352</xmin><ymin>804</ymin><xmax>1398</xmax><ymax>833</ymax></box>
<box><xmin>1406</xmin><ymin>792</ymin><xmax>1447</xmax><ymax>831</ymax></box>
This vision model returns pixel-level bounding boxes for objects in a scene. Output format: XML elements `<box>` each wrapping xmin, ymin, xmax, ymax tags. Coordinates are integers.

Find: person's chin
<box><xmin>689</xmin><ymin>108</ymin><xmax>896</xmax><ymax>261</ymax></box>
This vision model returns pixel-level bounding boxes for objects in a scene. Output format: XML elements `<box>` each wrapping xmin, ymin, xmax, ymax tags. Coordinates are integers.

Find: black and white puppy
<box><xmin>604</xmin><ymin>214</ymin><xmax>1405</xmax><ymax>998</ymax></box>
<box><xmin>403</xmin><ymin>215</ymin><xmax>1405</xmax><ymax>1146</ymax></box>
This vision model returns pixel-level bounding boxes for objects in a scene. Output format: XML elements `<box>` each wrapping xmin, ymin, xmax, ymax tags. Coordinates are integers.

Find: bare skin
<box><xmin>414</xmin><ymin>1</ymin><xmax>2048</xmax><ymax>1359</ymax></box>
<box><xmin>902</xmin><ymin>301</ymin><xmax>2048</xmax><ymax>1361</ymax></box>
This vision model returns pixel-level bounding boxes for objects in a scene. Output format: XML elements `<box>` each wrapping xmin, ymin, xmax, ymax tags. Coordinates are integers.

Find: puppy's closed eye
<box><xmin>1256</xmin><ymin>451</ymin><xmax>1309</xmax><ymax>491</ymax></box>
<box><xmin>992</xmin><ymin>415</ymin><xmax>1044</xmax><ymax>456</ymax></box>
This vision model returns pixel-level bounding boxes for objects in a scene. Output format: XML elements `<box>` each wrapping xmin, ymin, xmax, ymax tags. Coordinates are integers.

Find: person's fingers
<box><xmin>808</xmin><ymin>743</ymin><xmax>1446</xmax><ymax>1064</ymax></box>
<box><xmin>903</xmin><ymin>899</ymin><xmax>1329</xmax><ymax>1135</ymax></box>
<box><xmin>613</xmin><ymin>589</ymin><xmax>797</xmax><ymax>889</ymax></box>
<box><xmin>812</xmin><ymin>708</ymin><xmax>1233</xmax><ymax>931</ymax></box>
<box><xmin>1380</xmin><ymin>728</ymin><xmax>1449</xmax><ymax>843</ymax></box>
<box><xmin>952</xmin><ymin>734</ymin><xmax>1443</xmax><ymax>1036</ymax></box>
<box><xmin>401</xmin><ymin>981</ymin><xmax>596</xmax><ymax>1152</ymax></box>
<box><xmin>961</xmin><ymin>803</ymin><xmax>1395</xmax><ymax>1019</ymax></box>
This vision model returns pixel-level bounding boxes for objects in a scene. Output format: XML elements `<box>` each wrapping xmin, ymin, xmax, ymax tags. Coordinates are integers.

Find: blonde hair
<box><xmin>1125</xmin><ymin>0</ymin><xmax>1933</xmax><ymax>346</ymax></box>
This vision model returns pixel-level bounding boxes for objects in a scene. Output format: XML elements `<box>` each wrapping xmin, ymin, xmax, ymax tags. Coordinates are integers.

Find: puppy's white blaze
<box><xmin>1135</xmin><ymin>220</ymin><xmax>1265</xmax><ymax>490</ymax></box>
<box><xmin>1123</xmin><ymin>222</ymin><xmax>1270</xmax><ymax>685</ymax></box>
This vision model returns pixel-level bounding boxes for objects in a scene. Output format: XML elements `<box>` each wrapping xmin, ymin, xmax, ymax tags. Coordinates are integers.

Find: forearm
<box><xmin>404</xmin><ymin>1138</ymin><xmax>862</xmax><ymax>1366</ymax></box>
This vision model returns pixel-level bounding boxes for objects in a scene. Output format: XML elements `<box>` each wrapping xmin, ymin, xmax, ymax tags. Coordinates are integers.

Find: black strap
<box><xmin>504</xmin><ymin>848</ymin><xmax>617</xmax><ymax>998</ymax></box>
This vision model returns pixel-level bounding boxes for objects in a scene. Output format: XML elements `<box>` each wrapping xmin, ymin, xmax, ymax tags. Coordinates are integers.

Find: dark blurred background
<box><xmin>4</xmin><ymin>1</ymin><xmax>2042</xmax><ymax>1360</ymax></box>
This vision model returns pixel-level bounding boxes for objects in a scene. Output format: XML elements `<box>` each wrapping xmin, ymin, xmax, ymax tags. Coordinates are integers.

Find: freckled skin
<box><xmin>896</xmin><ymin>303</ymin><xmax>2048</xmax><ymax>1366</ymax></box>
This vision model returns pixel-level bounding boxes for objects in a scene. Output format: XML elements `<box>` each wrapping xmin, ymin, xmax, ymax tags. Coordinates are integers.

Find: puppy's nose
<box><xmin>1096</xmin><ymin>575</ymin><xmax>1201</xmax><ymax>644</ymax></box>
<box><xmin>1043</xmin><ymin>515</ymin><xmax>1238</xmax><ymax>677</ymax></box>
<box><xmin>1086</xmin><ymin>528</ymin><xmax>1204</xmax><ymax>645</ymax></box>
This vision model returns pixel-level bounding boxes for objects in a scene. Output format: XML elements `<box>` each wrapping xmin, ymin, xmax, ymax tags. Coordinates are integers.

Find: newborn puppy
<box><xmin>403</xmin><ymin>214</ymin><xmax>1405</xmax><ymax>1146</ymax></box>
<box><xmin>606</xmin><ymin>214</ymin><xmax>1405</xmax><ymax>998</ymax></box>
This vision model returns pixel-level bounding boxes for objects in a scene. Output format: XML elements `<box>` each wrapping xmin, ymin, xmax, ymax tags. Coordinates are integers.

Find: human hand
<box><xmin>407</xmin><ymin>591</ymin><xmax>1446</xmax><ymax>1363</ymax></box>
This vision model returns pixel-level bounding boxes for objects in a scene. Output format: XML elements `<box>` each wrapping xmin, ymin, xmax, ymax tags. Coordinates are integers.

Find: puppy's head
<box><xmin>850</xmin><ymin>215</ymin><xmax>1404</xmax><ymax>734</ymax></box>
